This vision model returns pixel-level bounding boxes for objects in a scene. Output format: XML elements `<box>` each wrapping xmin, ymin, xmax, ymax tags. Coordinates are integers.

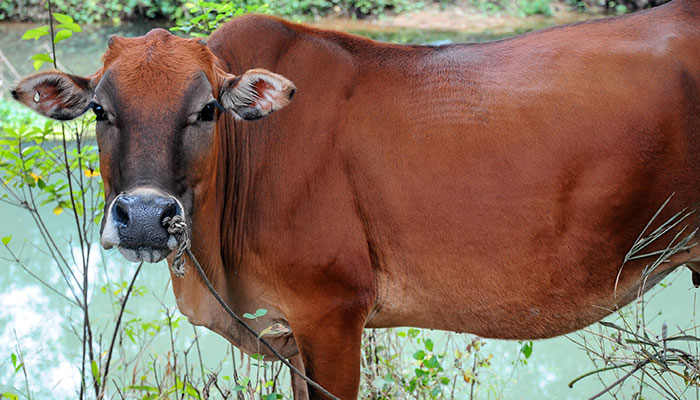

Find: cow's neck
<box><xmin>169</xmin><ymin>116</ymin><xmax>233</xmax><ymax>328</ymax></box>
<box><xmin>217</xmin><ymin>115</ymin><xmax>249</xmax><ymax>276</ymax></box>
<box><xmin>172</xmin><ymin>113</ymin><xmax>275</xmax><ymax>346</ymax></box>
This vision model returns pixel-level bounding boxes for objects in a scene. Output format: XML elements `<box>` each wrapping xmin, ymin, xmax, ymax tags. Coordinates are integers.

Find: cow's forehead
<box><xmin>97</xmin><ymin>29</ymin><xmax>220</xmax><ymax>104</ymax></box>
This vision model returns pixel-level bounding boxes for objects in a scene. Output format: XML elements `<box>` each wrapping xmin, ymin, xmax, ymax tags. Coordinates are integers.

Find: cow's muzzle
<box><xmin>100</xmin><ymin>188</ymin><xmax>184</xmax><ymax>263</ymax></box>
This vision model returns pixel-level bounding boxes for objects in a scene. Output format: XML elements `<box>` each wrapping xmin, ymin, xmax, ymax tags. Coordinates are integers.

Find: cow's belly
<box><xmin>365</xmin><ymin>253</ymin><xmax>684</xmax><ymax>339</ymax></box>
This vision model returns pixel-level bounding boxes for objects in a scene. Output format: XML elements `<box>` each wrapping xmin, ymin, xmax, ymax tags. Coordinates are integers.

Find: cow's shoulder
<box><xmin>206</xmin><ymin>15</ymin><xmax>300</xmax><ymax>72</ymax></box>
<box><xmin>208</xmin><ymin>14</ymin><xmax>360</xmax><ymax>99</ymax></box>
<box><xmin>214</xmin><ymin>14</ymin><xmax>298</xmax><ymax>42</ymax></box>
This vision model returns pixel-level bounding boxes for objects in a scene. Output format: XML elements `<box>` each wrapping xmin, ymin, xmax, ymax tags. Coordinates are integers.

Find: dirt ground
<box><xmin>311</xmin><ymin>0</ymin><xmax>605</xmax><ymax>35</ymax></box>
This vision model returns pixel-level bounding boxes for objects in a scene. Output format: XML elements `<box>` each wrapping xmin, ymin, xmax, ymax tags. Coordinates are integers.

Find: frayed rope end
<box><xmin>163</xmin><ymin>215</ymin><xmax>190</xmax><ymax>277</ymax></box>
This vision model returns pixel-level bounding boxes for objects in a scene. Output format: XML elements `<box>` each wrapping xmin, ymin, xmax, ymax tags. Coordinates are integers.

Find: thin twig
<box><xmin>193</xmin><ymin>325</ymin><xmax>207</xmax><ymax>385</ymax></box>
<box><xmin>0</xmin><ymin>47</ymin><xmax>21</xmax><ymax>79</ymax></box>
<box><xmin>13</xmin><ymin>330</ymin><xmax>31</xmax><ymax>400</ymax></box>
<box><xmin>587</xmin><ymin>360</ymin><xmax>650</xmax><ymax>400</ymax></box>
<box><xmin>98</xmin><ymin>262</ymin><xmax>143</xmax><ymax>400</ymax></box>
<box><xmin>2</xmin><ymin>243</ymin><xmax>77</xmax><ymax>306</ymax></box>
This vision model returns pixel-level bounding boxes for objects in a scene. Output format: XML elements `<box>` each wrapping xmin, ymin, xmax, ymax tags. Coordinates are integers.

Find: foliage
<box><xmin>171</xmin><ymin>0</ymin><xmax>425</xmax><ymax>29</ymax></box>
<box><xmin>0</xmin><ymin>0</ymin><xmax>426</xmax><ymax>23</ymax></box>
<box><xmin>467</xmin><ymin>0</ymin><xmax>552</xmax><ymax>16</ymax></box>
<box><xmin>171</xmin><ymin>0</ymin><xmax>268</xmax><ymax>37</ymax></box>
<box><xmin>516</xmin><ymin>0</ymin><xmax>552</xmax><ymax>16</ymax></box>
<box><xmin>0</xmin><ymin>0</ymin><xmax>675</xmax><ymax>24</ymax></box>
<box><xmin>359</xmin><ymin>328</ymin><xmax>505</xmax><ymax>399</ymax></box>
<box><xmin>0</xmin><ymin>0</ymin><xmax>188</xmax><ymax>23</ymax></box>
<box><xmin>569</xmin><ymin>294</ymin><xmax>700</xmax><ymax>399</ymax></box>
<box><xmin>0</xmin><ymin>99</ymin><xmax>48</xmax><ymax>131</ymax></box>
<box><xmin>566</xmin><ymin>0</ymin><xmax>669</xmax><ymax>11</ymax></box>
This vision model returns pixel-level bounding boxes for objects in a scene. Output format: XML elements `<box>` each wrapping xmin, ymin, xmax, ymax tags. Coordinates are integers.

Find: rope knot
<box><xmin>163</xmin><ymin>215</ymin><xmax>190</xmax><ymax>277</ymax></box>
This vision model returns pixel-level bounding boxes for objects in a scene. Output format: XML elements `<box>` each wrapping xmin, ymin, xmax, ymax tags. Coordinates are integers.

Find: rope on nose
<box><xmin>162</xmin><ymin>215</ymin><xmax>189</xmax><ymax>277</ymax></box>
<box><xmin>162</xmin><ymin>216</ymin><xmax>341</xmax><ymax>400</ymax></box>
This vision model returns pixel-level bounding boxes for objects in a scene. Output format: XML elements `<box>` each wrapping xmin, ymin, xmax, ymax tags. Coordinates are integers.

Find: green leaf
<box><xmin>424</xmin><ymin>355</ymin><xmax>440</xmax><ymax>369</ymax></box>
<box><xmin>184</xmin><ymin>383</ymin><xmax>199</xmax><ymax>396</ymax></box>
<box><xmin>52</xmin><ymin>13</ymin><xmax>73</xmax><ymax>24</ymax></box>
<box><xmin>54</xmin><ymin>30</ymin><xmax>72</xmax><ymax>44</ymax></box>
<box><xmin>11</xmin><ymin>353</ymin><xmax>17</xmax><ymax>367</ymax></box>
<box><xmin>57</xmin><ymin>22</ymin><xmax>82</xmax><ymax>33</ymax></box>
<box><xmin>2</xmin><ymin>393</ymin><xmax>19</xmax><ymax>400</ymax></box>
<box><xmin>21</xmin><ymin>26</ymin><xmax>49</xmax><ymax>40</ymax></box>
<box><xmin>243</xmin><ymin>313</ymin><xmax>255</xmax><ymax>320</ymax></box>
<box><xmin>520</xmin><ymin>340</ymin><xmax>533</xmax><ymax>359</ymax></box>
<box><xmin>91</xmin><ymin>360</ymin><xmax>100</xmax><ymax>386</ymax></box>
<box><xmin>254</xmin><ymin>308</ymin><xmax>267</xmax><ymax>317</ymax></box>
<box><xmin>425</xmin><ymin>338</ymin><xmax>434</xmax><ymax>352</ymax></box>
<box><xmin>30</xmin><ymin>53</ymin><xmax>54</xmax><ymax>63</ymax></box>
<box><xmin>1</xmin><ymin>236</ymin><xmax>11</xmax><ymax>246</ymax></box>
<box><xmin>30</xmin><ymin>53</ymin><xmax>53</xmax><ymax>71</ymax></box>
<box><xmin>412</xmin><ymin>350</ymin><xmax>426</xmax><ymax>360</ymax></box>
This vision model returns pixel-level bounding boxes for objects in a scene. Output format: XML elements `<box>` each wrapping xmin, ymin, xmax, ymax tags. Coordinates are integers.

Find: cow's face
<box><xmin>12</xmin><ymin>29</ymin><xmax>295</xmax><ymax>263</ymax></box>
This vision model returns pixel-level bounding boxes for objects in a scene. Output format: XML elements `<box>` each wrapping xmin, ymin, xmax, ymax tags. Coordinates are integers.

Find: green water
<box><xmin>1</xmin><ymin>18</ymin><xmax>699</xmax><ymax>400</ymax></box>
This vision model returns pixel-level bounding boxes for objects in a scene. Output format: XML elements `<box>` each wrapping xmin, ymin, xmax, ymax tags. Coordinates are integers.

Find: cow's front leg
<box><xmin>290</xmin><ymin>354</ymin><xmax>310</xmax><ymax>399</ymax></box>
<box><xmin>290</xmin><ymin>309</ymin><xmax>366</xmax><ymax>400</ymax></box>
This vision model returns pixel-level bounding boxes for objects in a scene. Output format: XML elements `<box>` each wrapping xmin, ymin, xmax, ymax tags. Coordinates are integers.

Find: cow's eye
<box><xmin>198</xmin><ymin>102</ymin><xmax>217</xmax><ymax>122</ymax></box>
<box><xmin>92</xmin><ymin>103</ymin><xmax>107</xmax><ymax>121</ymax></box>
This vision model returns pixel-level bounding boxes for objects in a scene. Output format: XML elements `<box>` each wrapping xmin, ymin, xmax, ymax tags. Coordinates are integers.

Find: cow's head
<box><xmin>11</xmin><ymin>29</ymin><xmax>296</xmax><ymax>263</ymax></box>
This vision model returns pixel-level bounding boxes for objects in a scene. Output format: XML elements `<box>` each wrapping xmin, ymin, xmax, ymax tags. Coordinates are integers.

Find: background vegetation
<box><xmin>0</xmin><ymin>0</ymin><xmax>675</xmax><ymax>24</ymax></box>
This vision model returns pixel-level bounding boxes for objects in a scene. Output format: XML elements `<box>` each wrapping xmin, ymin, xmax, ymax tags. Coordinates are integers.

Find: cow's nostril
<box><xmin>160</xmin><ymin>201</ymin><xmax>178</xmax><ymax>225</ymax></box>
<box><xmin>115</xmin><ymin>200</ymin><xmax>130</xmax><ymax>226</ymax></box>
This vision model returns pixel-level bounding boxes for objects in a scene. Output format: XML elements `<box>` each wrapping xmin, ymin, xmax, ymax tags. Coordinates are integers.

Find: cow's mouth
<box><xmin>117</xmin><ymin>245</ymin><xmax>173</xmax><ymax>263</ymax></box>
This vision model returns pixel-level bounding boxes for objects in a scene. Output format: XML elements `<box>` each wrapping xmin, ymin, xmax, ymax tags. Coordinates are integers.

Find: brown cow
<box><xmin>11</xmin><ymin>0</ymin><xmax>700</xmax><ymax>397</ymax></box>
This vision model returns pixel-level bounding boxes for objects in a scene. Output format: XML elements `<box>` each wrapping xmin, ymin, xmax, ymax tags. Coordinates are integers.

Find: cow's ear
<box><xmin>11</xmin><ymin>70</ymin><xmax>93</xmax><ymax>120</ymax></box>
<box><xmin>220</xmin><ymin>69</ymin><xmax>296</xmax><ymax>120</ymax></box>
